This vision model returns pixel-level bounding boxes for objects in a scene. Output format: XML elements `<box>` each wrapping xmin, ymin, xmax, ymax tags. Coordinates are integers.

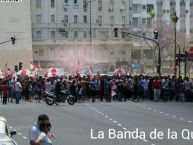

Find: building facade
<box><xmin>0</xmin><ymin>0</ymin><xmax>33</xmax><ymax>71</ymax></box>
<box><xmin>31</xmin><ymin>0</ymin><xmax>193</xmax><ymax>74</ymax></box>
<box><xmin>31</xmin><ymin>0</ymin><xmax>133</xmax><ymax>73</ymax></box>
<box><xmin>130</xmin><ymin>0</ymin><xmax>193</xmax><ymax>75</ymax></box>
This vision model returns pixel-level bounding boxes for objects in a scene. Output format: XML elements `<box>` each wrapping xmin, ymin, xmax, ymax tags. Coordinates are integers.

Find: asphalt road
<box><xmin>0</xmin><ymin>100</ymin><xmax>193</xmax><ymax>145</ymax></box>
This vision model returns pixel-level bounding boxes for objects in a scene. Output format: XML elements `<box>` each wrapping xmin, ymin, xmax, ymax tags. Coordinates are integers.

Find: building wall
<box><xmin>31</xmin><ymin>0</ymin><xmax>132</xmax><ymax>72</ymax></box>
<box><xmin>0</xmin><ymin>0</ymin><xmax>33</xmax><ymax>70</ymax></box>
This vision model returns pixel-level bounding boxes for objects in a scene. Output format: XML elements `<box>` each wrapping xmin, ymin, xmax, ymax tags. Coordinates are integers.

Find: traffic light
<box><xmin>153</xmin><ymin>30</ymin><xmax>158</xmax><ymax>39</ymax></box>
<box><xmin>156</xmin><ymin>65</ymin><xmax>160</xmax><ymax>74</ymax></box>
<box><xmin>11</xmin><ymin>37</ymin><xmax>16</xmax><ymax>44</ymax></box>
<box><xmin>114</xmin><ymin>28</ymin><xmax>118</xmax><ymax>38</ymax></box>
<box><xmin>15</xmin><ymin>65</ymin><xmax>18</xmax><ymax>72</ymax></box>
<box><xmin>19</xmin><ymin>62</ymin><xmax>23</xmax><ymax>70</ymax></box>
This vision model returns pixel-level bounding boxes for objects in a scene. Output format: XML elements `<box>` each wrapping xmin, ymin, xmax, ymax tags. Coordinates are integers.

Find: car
<box><xmin>0</xmin><ymin>116</ymin><xmax>17</xmax><ymax>145</ymax></box>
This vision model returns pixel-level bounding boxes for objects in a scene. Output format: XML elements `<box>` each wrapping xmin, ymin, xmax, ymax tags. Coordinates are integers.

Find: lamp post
<box><xmin>89</xmin><ymin>0</ymin><xmax>97</xmax><ymax>67</ymax></box>
<box><xmin>171</xmin><ymin>12</ymin><xmax>179</xmax><ymax>78</ymax></box>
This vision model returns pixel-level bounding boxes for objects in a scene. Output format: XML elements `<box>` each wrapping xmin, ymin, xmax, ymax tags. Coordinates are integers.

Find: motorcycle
<box><xmin>45</xmin><ymin>90</ymin><xmax>76</xmax><ymax>106</ymax></box>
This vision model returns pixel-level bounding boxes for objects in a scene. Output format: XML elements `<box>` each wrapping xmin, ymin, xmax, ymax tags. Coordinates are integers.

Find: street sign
<box><xmin>132</xmin><ymin>63</ymin><xmax>141</xmax><ymax>68</ymax></box>
<box><xmin>176</xmin><ymin>52</ymin><xmax>193</xmax><ymax>62</ymax></box>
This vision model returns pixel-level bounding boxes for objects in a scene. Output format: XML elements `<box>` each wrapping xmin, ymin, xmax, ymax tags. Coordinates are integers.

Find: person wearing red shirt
<box><xmin>152</xmin><ymin>77</ymin><xmax>162</xmax><ymax>102</ymax></box>
<box><xmin>1</xmin><ymin>81</ymin><xmax>9</xmax><ymax>105</ymax></box>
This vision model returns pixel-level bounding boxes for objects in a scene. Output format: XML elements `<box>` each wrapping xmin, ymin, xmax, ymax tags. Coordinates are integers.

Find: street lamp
<box><xmin>171</xmin><ymin>12</ymin><xmax>179</xmax><ymax>78</ymax></box>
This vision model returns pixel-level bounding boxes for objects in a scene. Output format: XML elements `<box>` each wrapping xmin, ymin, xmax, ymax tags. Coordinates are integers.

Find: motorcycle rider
<box><xmin>55</xmin><ymin>79</ymin><xmax>61</xmax><ymax>105</ymax></box>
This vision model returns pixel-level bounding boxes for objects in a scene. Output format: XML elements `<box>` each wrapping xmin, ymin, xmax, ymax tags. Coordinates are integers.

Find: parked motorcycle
<box><xmin>45</xmin><ymin>90</ymin><xmax>76</xmax><ymax>106</ymax></box>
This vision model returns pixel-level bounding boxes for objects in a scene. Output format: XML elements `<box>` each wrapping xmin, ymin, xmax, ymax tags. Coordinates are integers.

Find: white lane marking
<box><xmin>172</xmin><ymin>116</ymin><xmax>176</xmax><ymax>118</ymax></box>
<box><xmin>95</xmin><ymin>110</ymin><xmax>98</xmax><ymax>112</ymax></box>
<box><xmin>9</xmin><ymin>126</ymin><xmax>13</xmax><ymax>129</ymax></box>
<box><xmin>188</xmin><ymin>121</ymin><xmax>192</xmax><ymax>123</ymax></box>
<box><xmin>160</xmin><ymin>112</ymin><xmax>163</xmax><ymax>114</ymax></box>
<box><xmin>148</xmin><ymin>108</ymin><xmax>152</xmax><ymax>110</ymax></box>
<box><xmin>153</xmin><ymin>110</ymin><xmax>157</xmax><ymax>111</ymax></box>
<box><xmin>109</xmin><ymin>118</ymin><xmax>112</xmax><ymax>121</ymax></box>
<box><xmin>165</xmin><ymin>114</ymin><xmax>169</xmax><ymax>116</ymax></box>
<box><xmin>87</xmin><ymin>105</ymin><xmax>150</xmax><ymax>144</ymax></box>
<box><xmin>179</xmin><ymin>118</ymin><xmax>184</xmax><ymax>121</ymax></box>
<box><xmin>98</xmin><ymin>111</ymin><xmax>101</xmax><ymax>114</ymax></box>
<box><xmin>143</xmin><ymin>139</ymin><xmax>149</xmax><ymax>142</ymax></box>
<box><xmin>18</xmin><ymin>133</ymin><xmax>22</xmax><ymax>136</ymax></box>
<box><xmin>23</xmin><ymin>136</ymin><xmax>28</xmax><ymax>139</ymax></box>
<box><xmin>117</xmin><ymin>124</ymin><xmax>122</xmax><ymax>127</ymax></box>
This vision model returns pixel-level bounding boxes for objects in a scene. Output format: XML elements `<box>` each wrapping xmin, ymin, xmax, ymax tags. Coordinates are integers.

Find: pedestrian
<box><xmin>1</xmin><ymin>81</ymin><xmax>9</xmax><ymax>105</ymax></box>
<box><xmin>152</xmin><ymin>77</ymin><xmax>162</xmax><ymax>102</ymax></box>
<box><xmin>15</xmin><ymin>78</ymin><xmax>22</xmax><ymax>104</ymax></box>
<box><xmin>34</xmin><ymin>121</ymin><xmax>53</xmax><ymax>145</ymax></box>
<box><xmin>29</xmin><ymin>114</ymin><xmax>55</xmax><ymax>145</ymax></box>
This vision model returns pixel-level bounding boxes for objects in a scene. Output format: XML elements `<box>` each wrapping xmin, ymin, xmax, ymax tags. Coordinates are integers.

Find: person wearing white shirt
<box><xmin>15</xmin><ymin>78</ymin><xmax>22</xmax><ymax>104</ymax></box>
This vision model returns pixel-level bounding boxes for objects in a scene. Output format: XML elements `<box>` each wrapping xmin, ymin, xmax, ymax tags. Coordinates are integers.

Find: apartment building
<box><xmin>130</xmin><ymin>0</ymin><xmax>193</xmax><ymax>75</ymax></box>
<box><xmin>31</xmin><ymin>0</ymin><xmax>133</xmax><ymax>73</ymax></box>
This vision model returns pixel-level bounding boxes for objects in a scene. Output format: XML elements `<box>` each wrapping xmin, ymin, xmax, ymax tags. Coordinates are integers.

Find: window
<box><xmin>122</xmin><ymin>32</ymin><xmax>126</xmax><ymax>38</ymax></box>
<box><xmin>36</xmin><ymin>31</ymin><xmax>42</xmax><ymax>40</ymax></box>
<box><xmin>51</xmin><ymin>31</ymin><xmax>55</xmax><ymax>39</ymax></box>
<box><xmin>65</xmin><ymin>31</ymin><xmax>68</xmax><ymax>38</ymax></box>
<box><xmin>83</xmin><ymin>0</ymin><xmax>87</xmax><ymax>11</ymax></box>
<box><xmin>64</xmin><ymin>15</ymin><xmax>68</xmax><ymax>23</ymax></box>
<box><xmin>122</xmin><ymin>58</ymin><xmax>126</xmax><ymax>61</ymax></box>
<box><xmin>121</xmin><ymin>50</ymin><xmax>126</xmax><ymax>55</ymax></box>
<box><xmin>98</xmin><ymin>15</ymin><xmax>102</xmax><ymax>23</ymax></box>
<box><xmin>122</xmin><ymin>16</ymin><xmax>126</xmax><ymax>25</ymax></box>
<box><xmin>83</xmin><ymin>15</ymin><xmax>87</xmax><ymax>23</ymax></box>
<box><xmin>121</xmin><ymin>1</ymin><xmax>125</xmax><ymax>10</ymax></box>
<box><xmin>132</xmin><ymin>17</ymin><xmax>139</xmax><ymax>27</ymax></box>
<box><xmin>143</xmin><ymin>49</ymin><xmax>153</xmax><ymax>58</ymax></box>
<box><xmin>147</xmin><ymin>4</ymin><xmax>154</xmax><ymax>13</ymax></box>
<box><xmin>110</xmin><ymin>16</ymin><xmax>114</xmax><ymax>24</ymax></box>
<box><xmin>109</xmin><ymin>0</ymin><xmax>114</xmax><ymax>12</ymax></box>
<box><xmin>51</xmin><ymin>0</ymin><xmax>54</xmax><ymax>8</ymax></box>
<box><xmin>147</xmin><ymin>18</ymin><xmax>152</xmax><ymax>28</ymax></box>
<box><xmin>132</xmin><ymin>4</ymin><xmax>141</xmax><ymax>13</ymax></box>
<box><xmin>131</xmin><ymin>49</ymin><xmax>141</xmax><ymax>60</ymax></box>
<box><xmin>74</xmin><ymin>31</ymin><xmax>78</xmax><ymax>38</ymax></box>
<box><xmin>39</xmin><ymin>49</ymin><xmax>44</xmax><ymax>56</ymax></box>
<box><xmin>51</xmin><ymin>15</ymin><xmax>55</xmax><ymax>23</ymax></box>
<box><xmin>142</xmin><ymin>5</ymin><xmax>146</xmax><ymax>10</ymax></box>
<box><xmin>74</xmin><ymin>15</ymin><xmax>78</xmax><ymax>23</ymax></box>
<box><xmin>142</xmin><ymin>18</ymin><xmax>146</xmax><ymax>25</ymax></box>
<box><xmin>36</xmin><ymin>15</ymin><xmax>41</xmax><ymax>23</ymax></box>
<box><xmin>110</xmin><ymin>51</ymin><xmax>114</xmax><ymax>55</ymax></box>
<box><xmin>98</xmin><ymin>0</ymin><xmax>102</xmax><ymax>10</ymax></box>
<box><xmin>74</xmin><ymin>0</ymin><xmax>77</xmax><ymax>4</ymax></box>
<box><xmin>36</xmin><ymin>0</ymin><xmax>41</xmax><ymax>8</ymax></box>
<box><xmin>83</xmin><ymin>31</ymin><xmax>87</xmax><ymax>39</ymax></box>
<box><xmin>64</xmin><ymin>0</ymin><xmax>68</xmax><ymax>3</ymax></box>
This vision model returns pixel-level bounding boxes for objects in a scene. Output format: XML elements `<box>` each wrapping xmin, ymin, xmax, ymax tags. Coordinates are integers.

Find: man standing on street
<box><xmin>15</xmin><ymin>78</ymin><xmax>22</xmax><ymax>104</ymax></box>
<box><xmin>29</xmin><ymin>114</ymin><xmax>55</xmax><ymax>145</ymax></box>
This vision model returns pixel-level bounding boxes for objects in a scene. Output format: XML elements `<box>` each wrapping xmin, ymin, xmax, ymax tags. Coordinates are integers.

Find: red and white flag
<box><xmin>4</xmin><ymin>63</ymin><xmax>11</xmax><ymax>76</ymax></box>
<box><xmin>29</xmin><ymin>61</ymin><xmax>41</xmax><ymax>72</ymax></box>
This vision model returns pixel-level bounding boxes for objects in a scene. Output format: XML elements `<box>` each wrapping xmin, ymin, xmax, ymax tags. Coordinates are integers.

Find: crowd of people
<box><xmin>0</xmin><ymin>74</ymin><xmax>193</xmax><ymax>104</ymax></box>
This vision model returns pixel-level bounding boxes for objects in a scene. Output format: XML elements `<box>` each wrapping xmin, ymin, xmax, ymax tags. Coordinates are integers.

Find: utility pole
<box><xmin>89</xmin><ymin>0</ymin><xmax>92</xmax><ymax>66</ymax></box>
